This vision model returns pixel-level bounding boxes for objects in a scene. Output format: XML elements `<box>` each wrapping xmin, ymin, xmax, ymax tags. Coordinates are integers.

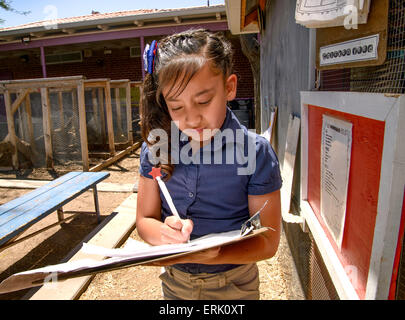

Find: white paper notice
<box><xmin>295</xmin><ymin>0</ymin><xmax>371</xmax><ymax>28</ymax></box>
<box><xmin>320</xmin><ymin>115</ymin><xmax>352</xmax><ymax>249</ymax></box>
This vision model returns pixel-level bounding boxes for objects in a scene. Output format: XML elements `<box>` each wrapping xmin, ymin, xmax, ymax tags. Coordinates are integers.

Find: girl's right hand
<box><xmin>161</xmin><ymin>216</ymin><xmax>193</xmax><ymax>244</ymax></box>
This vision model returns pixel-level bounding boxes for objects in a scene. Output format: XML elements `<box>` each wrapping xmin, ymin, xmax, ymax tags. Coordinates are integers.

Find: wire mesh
<box><xmin>321</xmin><ymin>0</ymin><xmax>405</xmax><ymax>93</ymax></box>
<box><xmin>130</xmin><ymin>85</ymin><xmax>141</xmax><ymax>142</ymax></box>
<box><xmin>111</xmin><ymin>87</ymin><xmax>129</xmax><ymax>145</ymax></box>
<box><xmin>0</xmin><ymin>95</ymin><xmax>7</xmax><ymax>142</ymax></box>
<box><xmin>11</xmin><ymin>91</ymin><xmax>46</xmax><ymax>168</ymax></box>
<box><xmin>0</xmin><ymin>89</ymin><xmax>84</xmax><ymax>169</ymax></box>
<box><xmin>309</xmin><ymin>236</ymin><xmax>340</xmax><ymax>300</ymax></box>
<box><xmin>283</xmin><ymin>221</ymin><xmax>312</xmax><ymax>300</ymax></box>
<box><xmin>85</xmin><ymin>88</ymin><xmax>105</xmax><ymax>148</ymax></box>
<box><xmin>49</xmin><ymin>90</ymin><xmax>82</xmax><ymax>170</ymax></box>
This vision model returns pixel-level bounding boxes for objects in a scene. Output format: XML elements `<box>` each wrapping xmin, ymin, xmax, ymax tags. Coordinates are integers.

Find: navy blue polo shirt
<box><xmin>139</xmin><ymin>107</ymin><xmax>282</xmax><ymax>274</ymax></box>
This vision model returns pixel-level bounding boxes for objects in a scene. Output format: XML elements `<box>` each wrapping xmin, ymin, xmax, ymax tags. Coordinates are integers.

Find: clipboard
<box><xmin>0</xmin><ymin>224</ymin><xmax>270</xmax><ymax>294</ymax></box>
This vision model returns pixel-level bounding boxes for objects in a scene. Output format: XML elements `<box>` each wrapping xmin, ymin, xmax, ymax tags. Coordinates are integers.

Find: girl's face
<box><xmin>162</xmin><ymin>63</ymin><xmax>237</xmax><ymax>142</ymax></box>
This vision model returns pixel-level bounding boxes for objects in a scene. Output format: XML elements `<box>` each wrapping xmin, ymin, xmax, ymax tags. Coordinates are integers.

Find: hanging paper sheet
<box><xmin>320</xmin><ymin>115</ymin><xmax>352</xmax><ymax>249</ymax></box>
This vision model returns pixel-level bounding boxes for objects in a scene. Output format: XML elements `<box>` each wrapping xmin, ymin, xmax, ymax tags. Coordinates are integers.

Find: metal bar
<box><xmin>140</xmin><ymin>36</ymin><xmax>145</xmax><ymax>79</ymax></box>
<box><xmin>93</xmin><ymin>185</ymin><xmax>101</xmax><ymax>223</ymax></box>
<box><xmin>40</xmin><ymin>46</ymin><xmax>47</xmax><ymax>78</ymax></box>
<box><xmin>57</xmin><ymin>207</ymin><xmax>64</xmax><ymax>222</ymax></box>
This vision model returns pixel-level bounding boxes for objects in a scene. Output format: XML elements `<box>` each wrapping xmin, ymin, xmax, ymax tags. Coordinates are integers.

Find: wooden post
<box><xmin>4</xmin><ymin>90</ymin><xmax>18</xmax><ymax>169</ymax></box>
<box><xmin>40</xmin><ymin>87</ymin><xmax>54</xmax><ymax>169</ymax></box>
<box><xmin>98</xmin><ymin>87</ymin><xmax>107</xmax><ymax>144</ymax></box>
<box><xmin>126</xmin><ymin>82</ymin><xmax>133</xmax><ymax>144</ymax></box>
<box><xmin>105</xmin><ymin>82</ymin><xmax>115</xmax><ymax>156</ymax></box>
<box><xmin>77</xmin><ymin>82</ymin><xmax>89</xmax><ymax>171</ymax></box>
<box><xmin>16</xmin><ymin>102</ymin><xmax>24</xmax><ymax>141</ymax></box>
<box><xmin>19</xmin><ymin>98</ymin><xmax>35</xmax><ymax>165</ymax></box>
<box><xmin>115</xmin><ymin>87</ymin><xmax>123</xmax><ymax>137</ymax></box>
<box><xmin>24</xmin><ymin>93</ymin><xmax>36</xmax><ymax>154</ymax></box>
<box><xmin>11</xmin><ymin>88</ymin><xmax>30</xmax><ymax>115</ymax></box>
<box><xmin>57</xmin><ymin>208</ymin><xmax>64</xmax><ymax>222</ymax></box>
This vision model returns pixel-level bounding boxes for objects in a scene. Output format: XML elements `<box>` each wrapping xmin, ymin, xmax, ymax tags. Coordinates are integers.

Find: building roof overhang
<box><xmin>0</xmin><ymin>5</ymin><xmax>227</xmax><ymax>51</ymax></box>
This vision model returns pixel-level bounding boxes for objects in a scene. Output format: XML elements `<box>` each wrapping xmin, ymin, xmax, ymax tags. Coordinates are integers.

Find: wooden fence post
<box><xmin>77</xmin><ymin>82</ymin><xmax>89</xmax><ymax>171</ymax></box>
<box><xmin>4</xmin><ymin>90</ymin><xmax>18</xmax><ymax>169</ymax></box>
<box><xmin>25</xmin><ymin>93</ymin><xmax>36</xmax><ymax>155</ymax></box>
<box><xmin>105</xmin><ymin>82</ymin><xmax>115</xmax><ymax>156</ymax></box>
<box><xmin>40</xmin><ymin>87</ymin><xmax>54</xmax><ymax>169</ymax></box>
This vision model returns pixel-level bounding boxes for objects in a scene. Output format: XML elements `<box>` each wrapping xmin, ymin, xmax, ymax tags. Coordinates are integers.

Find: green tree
<box><xmin>0</xmin><ymin>0</ymin><xmax>30</xmax><ymax>24</ymax></box>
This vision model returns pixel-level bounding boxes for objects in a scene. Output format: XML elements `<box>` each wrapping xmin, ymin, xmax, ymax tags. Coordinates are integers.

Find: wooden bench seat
<box><xmin>0</xmin><ymin>171</ymin><xmax>110</xmax><ymax>251</ymax></box>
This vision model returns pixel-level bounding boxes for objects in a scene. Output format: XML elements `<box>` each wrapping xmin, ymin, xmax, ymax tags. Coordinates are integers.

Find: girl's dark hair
<box><xmin>140</xmin><ymin>29</ymin><xmax>234</xmax><ymax>179</ymax></box>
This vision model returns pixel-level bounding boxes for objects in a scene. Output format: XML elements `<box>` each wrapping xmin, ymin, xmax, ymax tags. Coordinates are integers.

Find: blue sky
<box><xmin>0</xmin><ymin>0</ymin><xmax>225</xmax><ymax>28</ymax></box>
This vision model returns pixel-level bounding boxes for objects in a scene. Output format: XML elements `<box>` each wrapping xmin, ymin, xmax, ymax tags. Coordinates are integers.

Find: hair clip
<box><xmin>143</xmin><ymin>40</ymin><xmax>158</xmax><ymax>74</ymax></box>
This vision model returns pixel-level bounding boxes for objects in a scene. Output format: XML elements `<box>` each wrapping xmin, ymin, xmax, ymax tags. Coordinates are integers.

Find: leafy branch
<box><xmin>0</xmin><ymin>0</ymin><xmax>31</xmax><ymax>24</ymax></box>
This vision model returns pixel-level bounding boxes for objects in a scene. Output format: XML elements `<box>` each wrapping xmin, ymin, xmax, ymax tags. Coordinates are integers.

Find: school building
<box><xmin>0</xmin><ymin>5</ymin><xmax>255</xmax><ymax>172</ymax></box>
<box><xmin>0</xmin><ymin>6</ymin><xmax>254</xmax><ymax>100</ymax></box>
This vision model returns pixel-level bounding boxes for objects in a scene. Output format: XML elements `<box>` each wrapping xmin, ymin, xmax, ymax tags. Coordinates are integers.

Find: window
<box><xmin>130</xmin><ymin>46</ymin><xmax>141</xmax><ymax>58</ymax></box>
<box><xmin>45</xmin><ymin>51</ymin><xmax>83</xmax><ymax>65</ymax></box>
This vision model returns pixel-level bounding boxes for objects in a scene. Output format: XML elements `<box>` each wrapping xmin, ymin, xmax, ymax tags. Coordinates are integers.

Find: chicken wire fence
<box><xmin>320</xmin><ymin>0</ymin><xmax>405</xmax><ymax>93</ymax></box>
<box><xmin>0</xmin><ymin>83</ymin><xmax>139</xmax><ymax>170</ymax></box>
<box><xmin>110</xmin><ymin>88</ymin><xmax>129</xmax><ymax>145</ymax></box>
<box><xmin>2</xmin><ymin>90</ymin><xmax>84</xmax><ymax>169</ymax></box>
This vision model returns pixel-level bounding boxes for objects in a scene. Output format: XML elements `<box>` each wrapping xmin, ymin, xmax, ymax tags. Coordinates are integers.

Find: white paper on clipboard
<box><xmin>0</xmin><ymin>227</ymin><xmax>269</xmax><ymax>294</ymax></box>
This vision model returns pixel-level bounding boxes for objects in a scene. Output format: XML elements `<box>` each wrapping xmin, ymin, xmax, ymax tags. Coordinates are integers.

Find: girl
<box><xmin>136</xmin><ymin>29</ymin><xmax>282</xmax><ymax>300</ymax></box>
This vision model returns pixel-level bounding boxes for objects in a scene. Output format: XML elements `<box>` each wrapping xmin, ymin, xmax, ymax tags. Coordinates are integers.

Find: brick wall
<box><xmin>0</xmin><ymin>36</ymin><xmax>253</xmax><ymax>99</ymax></box>
<box><xmin>230</xmin><ymin>37</ymin><xmax>254</xmax><ymax>99</ymax></box>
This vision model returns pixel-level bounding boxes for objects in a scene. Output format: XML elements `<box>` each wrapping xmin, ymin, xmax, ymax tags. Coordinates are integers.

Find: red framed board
<box><xmin>300</xmin><ymin>91</ymin><xmax>405</xmax><ymax>299</ymax></box>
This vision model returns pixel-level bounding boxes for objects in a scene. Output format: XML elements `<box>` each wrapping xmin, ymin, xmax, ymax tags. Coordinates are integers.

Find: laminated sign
<box><xmin>320</xmin><ymin>115</ymin><xmax>352</xmax><ymax>249</ymax></box>
<box><xmin>319</xmin><ymin>34</ymin><xmax>379</xmax><ymax>67</ymax></box>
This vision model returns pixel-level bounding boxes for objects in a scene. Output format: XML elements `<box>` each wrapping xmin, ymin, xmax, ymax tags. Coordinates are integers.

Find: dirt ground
<box><xmin>0</xmin><ymin>150</ymin><xmax>305</xmax><ymax>300</ymax></box>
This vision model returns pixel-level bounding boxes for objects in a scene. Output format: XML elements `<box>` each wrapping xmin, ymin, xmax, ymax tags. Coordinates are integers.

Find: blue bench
<box><xmin>0</xmin><ymin>171</ymin><xmax>110</xmax><ymax>251</ymax></box>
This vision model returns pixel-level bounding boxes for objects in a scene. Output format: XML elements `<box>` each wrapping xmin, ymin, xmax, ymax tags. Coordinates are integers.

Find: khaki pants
<box><xmin>159</xmin><ymin>263</ymin><xmax>260</xmax><ymax>300</ymax></box>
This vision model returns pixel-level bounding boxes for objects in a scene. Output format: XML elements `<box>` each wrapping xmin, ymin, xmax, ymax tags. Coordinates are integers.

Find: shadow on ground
<box><xmin>0</xmin><ymin>213</ymin><xmax>106</xmax><ymax>300</ymax></box>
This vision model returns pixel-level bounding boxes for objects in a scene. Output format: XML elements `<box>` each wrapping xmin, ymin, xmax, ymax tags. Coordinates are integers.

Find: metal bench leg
<box><xmin>93</xmin><ymin>185</ymin><xmax>101</xmax><ymax>223</ymax></box>
<box><xmin>57</xmin><ymin>207</ymin><xmax>64</xmax><ymax>222</ymax></box>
